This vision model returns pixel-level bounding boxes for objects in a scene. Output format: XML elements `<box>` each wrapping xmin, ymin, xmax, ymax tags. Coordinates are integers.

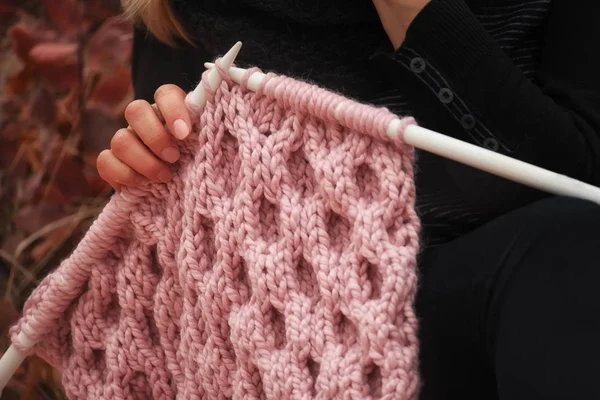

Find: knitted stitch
<box><xmin>10</xmin><ymin>64</ymin><xmax>421</xmax><ymax>399</ymax></box>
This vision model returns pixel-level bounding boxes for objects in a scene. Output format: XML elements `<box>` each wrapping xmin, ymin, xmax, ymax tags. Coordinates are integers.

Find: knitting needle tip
<box><xmin>187</xmin><ymin>41</ymin><xmax>243</xmax><ymax>111</ymax></box>
<box><xmin>221</xmin><ymin>41</ymin><xmax>242</xmax><ymax>67</ymax></box>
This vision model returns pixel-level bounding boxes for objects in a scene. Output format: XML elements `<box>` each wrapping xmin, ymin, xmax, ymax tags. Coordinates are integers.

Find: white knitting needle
<box><xmin>187</xmin><ymin>41</ymin><xmax>242</xmax><ymax>110</ymax></box>
<box><xmin>205</xmin><ymin>61</ymin><xmax>600</xmax><ymax>205</ymax></box>
<box><xmin>0</xmin><ymin>332</ymin><xmax>34</xmax><ymax>395</ymax></box>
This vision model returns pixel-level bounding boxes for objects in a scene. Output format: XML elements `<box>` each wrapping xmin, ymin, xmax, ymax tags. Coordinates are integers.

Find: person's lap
<box><xmin>416</xmin><ymin>196</ymin><xmax>600</xmax><ymax>400</ymax></box>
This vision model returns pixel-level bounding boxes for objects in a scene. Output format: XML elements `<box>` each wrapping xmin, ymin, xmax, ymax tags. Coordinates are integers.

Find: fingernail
<box><xmin>173</xmin><ymin>119</ymin><xmax>189</xmax><ymax>140</ymax></box>
<box><xmin>161</xmin><ymin>147</ymin><xmax>180</xmax><ymax>163</ymax></box>
<box><xmin>157</xmin><ymin>169</ymin><xmax>173</xmax><ymax>182</ymax></box>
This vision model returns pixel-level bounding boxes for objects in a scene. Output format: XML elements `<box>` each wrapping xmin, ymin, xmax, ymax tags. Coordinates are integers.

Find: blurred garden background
<box><xmin>0</xmin><ymin>0</ymin><xmax>132</xmax><ymax>397</ymax></box>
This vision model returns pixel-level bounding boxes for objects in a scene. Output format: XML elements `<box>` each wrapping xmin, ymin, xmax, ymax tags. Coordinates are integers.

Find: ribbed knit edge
<box><xmin>401</xmin><ymin>0</ymin><xmax>495</xmax><ymax>84</ymax></box>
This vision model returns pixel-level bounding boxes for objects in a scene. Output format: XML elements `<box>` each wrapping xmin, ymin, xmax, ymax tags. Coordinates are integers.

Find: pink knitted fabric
<box><xmin>10</xmin><ymin>65</ymin><xmax>421</xmax><ymax>399</ymax></box>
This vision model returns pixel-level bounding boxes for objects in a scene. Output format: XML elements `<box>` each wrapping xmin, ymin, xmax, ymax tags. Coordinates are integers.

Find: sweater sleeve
<box><xmin>376</xmin><ymin>0</ymin><xmax>600</xmax><ymax>186</ymax></box>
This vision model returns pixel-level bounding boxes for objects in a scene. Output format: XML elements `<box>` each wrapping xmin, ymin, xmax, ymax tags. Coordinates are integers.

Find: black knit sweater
<box><xmin>132</xmin><ymin>0</ymin><xmax>600</xmax><ymax>246</ymax></box>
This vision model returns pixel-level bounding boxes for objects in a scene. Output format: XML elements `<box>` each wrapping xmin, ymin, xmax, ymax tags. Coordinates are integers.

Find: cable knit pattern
<box><xmin>10</xmin><ymin>65</ymin><xmax>421</xmax><ymax>399</ymax></box>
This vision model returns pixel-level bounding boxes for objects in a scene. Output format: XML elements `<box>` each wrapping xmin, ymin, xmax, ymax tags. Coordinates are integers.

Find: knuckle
<box><xmin>110</xmin><ymin>129</ymin><xmax>133</xmax><ymax>152</ymax></box>
<box><xmin>120</xmin><ymin>169</ymin><xmax>138</xmax><ymax>184</ymax></box>
<box><xmin>145</xmin><ymin>137</ymin><xmax>163</xmax><ymax>151</ymax></box>
<box><xmin>143</xmin><ymin>129</ymin><xmax>165</xmax><ymax>149</ymax></box>
<box><xmin>155</xmin><ymin>88</ymin><xmax>186</xmax><ymax>121</ymax></box>
<box><xmin>158</xmin><ymin>102</ymin><xmax>180</xmax><ymax>120</ymax></box>
<box><xmin>124</xmin><ymin>99</ymin><xmax>149</xmax><ymax>120</ymax></box>
<box><xmin>154</xmin><ymin>84</ymin><xmax>178</xmax><ymax>102</ymax></box>
<box><xmin>147</xmin><ymin>162</ymin><xmax>166</xmax><ymax>178</ymax></box>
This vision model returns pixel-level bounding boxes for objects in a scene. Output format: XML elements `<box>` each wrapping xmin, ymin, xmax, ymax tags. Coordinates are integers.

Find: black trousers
<box><xmin>416</xmin><ymin>196</ymin><xmax>600</xmax><ymax>400</ymax></box>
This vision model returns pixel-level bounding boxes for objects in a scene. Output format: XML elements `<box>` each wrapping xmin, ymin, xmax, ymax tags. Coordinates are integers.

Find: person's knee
<box><xmin>492</xmin><ymin>197</ymin><xmax>600</xmax><ymax>400</ymax></box>
<box><xmin>492</xmin><ymin>195</ymin><xmax>600</xmax><ymax>281</ymax></box>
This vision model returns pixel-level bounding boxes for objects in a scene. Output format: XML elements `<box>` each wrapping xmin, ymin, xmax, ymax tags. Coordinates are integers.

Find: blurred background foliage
<box><xmin>0</xmin><ymin>0</ymin><xmax>132</xmax><ymax>397</ymax></box>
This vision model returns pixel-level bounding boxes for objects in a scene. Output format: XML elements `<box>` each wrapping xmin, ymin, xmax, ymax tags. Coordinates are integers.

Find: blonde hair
<box><xmin>121</xmin><ymin>0</ymin><xmax>190</xmax><ymax>45</ymax></box>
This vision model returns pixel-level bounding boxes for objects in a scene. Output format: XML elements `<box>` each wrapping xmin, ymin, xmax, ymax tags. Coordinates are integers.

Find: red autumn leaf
<box><xmin>79</xmin><ymin>107</ymin><xmax>123</xmax><ymax>153</ymax></box>
<box><xmin>88</xmin><ymin>64</ymin><xmax>133</xmax><ymax>112</ymax></box>
<box><xmin>9</xmin><ymin>24</ymin><xmax>34</xmax><ymax>60</ymax></box>
<box><xmin>42</xmin><ymin>0</ymin><xmax>77</xmax><ymax>34</ymax></box>
<box><xmin>86</xmin><ymin>16</ymin><xmax>133</xmax><ymax>73</ymax></box>
<box><xmin>29</xmin><ymin>42</ymin><xmax>78</xmax><ymax>65</ymax></box>
<box><xmin>9</xmin><ymin>23</ymin><xmax>56</xmax><ymax>62</ymax></box>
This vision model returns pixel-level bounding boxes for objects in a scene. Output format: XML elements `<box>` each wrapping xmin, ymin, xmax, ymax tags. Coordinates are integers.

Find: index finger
<box><xmin>154</xmin><ymin>84</ymin><xmax>192</xmax><ymax>140</ymax></box>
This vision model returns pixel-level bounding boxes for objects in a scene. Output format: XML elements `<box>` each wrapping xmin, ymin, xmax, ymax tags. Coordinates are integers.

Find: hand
<box><xmin>372</xmin><ymin>0</ymin><xmax>430</xmax><ymax>49</ymax></box>
<box><xmin>97</xmin><ymin>84</ymin><xmax>192</xmax><ymax>191</ymax></box>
